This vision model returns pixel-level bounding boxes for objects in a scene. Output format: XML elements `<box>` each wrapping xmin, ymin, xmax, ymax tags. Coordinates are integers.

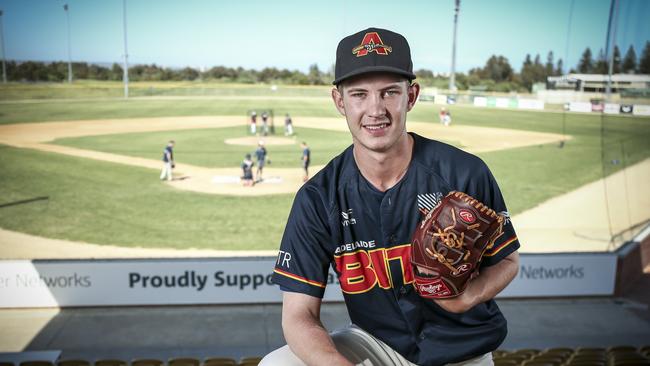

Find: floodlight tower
<box><xmin>449</xmin><ymin>0</ymin><xmax>460</xmax><ymax>91</ymax></box>
<box><xmin>0</xmin><ymin>9</ymin><xmax>6</xmax><ymax>83</ymax></box>
<box><xmin>64</xmin><ymin>4</ymin><xmax>72</xmax><ymax>83</ymax></box>
<box><xmin>122</xmin><ymin>0</ymin><xmax>129</xmax><ymax>98</ymax></box>
<box><xmin>605</xmin><ymin>0</ymin><xmax>619</xmax><ymax>99</ymax></box>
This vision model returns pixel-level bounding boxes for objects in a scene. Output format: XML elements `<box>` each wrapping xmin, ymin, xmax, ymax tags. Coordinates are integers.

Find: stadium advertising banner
<box><xmin>604</xmin><ymin>103</ymin><xmax>620</xmax><ymax>114</ymax></box>
<box><xmin>517</xmin><ymin>99</ymin><xmax>545</xmax><ymax>110</ymax></box>
<box><xmin>473</xmin><ymin>96</ymin><xmax>488</xmax><ymax>107</ymax></box>
<box><xmin>632</xmin><ymin>104</ymin><xmax>650</xmax><ymax>116</ymax></box>
<box><xmin>0</xmin><ymin>253</ymin><xmax>617</xmax><ymax>308</ymax></box>
<box><xmin>569</xmin><ymin>102</ymin><xmax>593</xmax><ymax>113</ymax></box>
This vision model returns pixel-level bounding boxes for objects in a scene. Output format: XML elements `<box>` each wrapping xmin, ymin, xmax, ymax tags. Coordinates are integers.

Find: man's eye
<box><xmin>384</xmin><ymin>90</ymin><xmax>399</xmax><ymax>97</ymax></box>
<box><xmin>351</xmin><ymin>93</ymin><xmax>365</xmax><ymax>98</ymax></box>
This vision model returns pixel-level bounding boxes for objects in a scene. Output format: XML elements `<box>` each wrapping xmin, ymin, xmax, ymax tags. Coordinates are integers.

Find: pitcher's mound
<box><xmin>225</xmin><ymin>136</ymin><xmax>296</xmax><ymax>146</ymax></box>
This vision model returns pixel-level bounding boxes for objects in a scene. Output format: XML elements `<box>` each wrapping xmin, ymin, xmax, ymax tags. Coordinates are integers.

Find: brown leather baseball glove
<box><xmin>411</xmin><ymin>191</ymin><xmax>505</xmax><ymax>298</ymax></box>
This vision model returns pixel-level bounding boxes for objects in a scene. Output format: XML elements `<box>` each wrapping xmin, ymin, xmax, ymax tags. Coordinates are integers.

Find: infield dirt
<box><xmin>2</xmin><ymin>115</ymin><xmax>646</xmax><ymax>257</ymax></box>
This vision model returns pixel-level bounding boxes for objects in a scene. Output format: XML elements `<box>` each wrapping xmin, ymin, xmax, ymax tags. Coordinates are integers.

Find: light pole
<box><xmin>449</xmin><ymin>0</ymin><xmax>460</xmax><ymax>92</ymax></box>
<box><xmin>122</xmin><ymin>0</ymin><xmax>129</xmax><ymax>98</ymax></box>
<box><xmin>605</xmin><ymin>0</ymin><xmax>619</xmax><ymax>100</ymax></box>
<box><xmin>64</xmin><ymin>4</ymin><xmax>72</xmax><ymax>83</ymax></box>
<box><xmin>0</xmin><ymin>10</ymin><xmax>7</xmax><ymax>83</ymax></box>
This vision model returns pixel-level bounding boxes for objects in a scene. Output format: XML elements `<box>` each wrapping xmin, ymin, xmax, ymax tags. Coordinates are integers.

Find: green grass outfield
<box><xmin>0</xmin><ymin>81</ymin><xmax>649</xmax><ymax>251</ymax></box>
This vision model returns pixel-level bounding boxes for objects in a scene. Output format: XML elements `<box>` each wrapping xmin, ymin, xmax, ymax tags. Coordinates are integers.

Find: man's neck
<box><xmin>353</xmin><ymin>134</ymin><xmax>413</xmax><ymax>192</ymax></box>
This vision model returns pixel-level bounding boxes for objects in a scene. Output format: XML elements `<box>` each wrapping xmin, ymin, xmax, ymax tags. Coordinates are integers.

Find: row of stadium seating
<box><xmin>0</xmin><ymin>357</ymin><xmax>261</xmax><ymax>366</ymax></box>
<box><xmin>3</xmin><ymin>346</ymin><xmax>650</xmax><ymax>366</ymax></box>
<box><xmin>494</xmin><ymin>345</ymin><xmax>650</xmax><ymax>366</ymax></box>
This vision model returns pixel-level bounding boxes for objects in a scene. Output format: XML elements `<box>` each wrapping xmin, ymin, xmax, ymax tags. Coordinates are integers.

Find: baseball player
<box><xmin>255</xmin><ymin>140</ymin><xmax>268</xmax><ymax>182</ymax></box>
<box><xmin>250</xmin><ymin>111</ymin><xmax>258</xmax><ymax>135</ymax></box>
<box><xmin>261</xmin><ymin>28</ymin><xmax>520</xmax><ymax>366</ymax></box>
<box><xmin>262</xmin><ymin>111</ymin><xmax>270</xmax><ymax>136</ymax></box>
<box><xmin>285</xmin><ymin>113</ymin><xmax>294</xmax><ymax>136</ymax></box>
<box><xmin>241</xmin><ymin>153</ymin><xmax>255</xmax><ymax>186</ymax></box>
<box><xmin>300</xmin><ymin>141</ymin><xmax>310</xmax><ymax>182</ymax></box>
<box><xmin>159</xmin><ymin>140</ymin><xmax>175</xmax><ymax>181</ymax></box>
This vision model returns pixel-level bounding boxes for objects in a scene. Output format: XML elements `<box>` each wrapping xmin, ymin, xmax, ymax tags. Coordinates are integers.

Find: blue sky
<box><xmin>1</xmin><ymin>0</ymin><xmax>648</xmax><ymax>74</ymax></box>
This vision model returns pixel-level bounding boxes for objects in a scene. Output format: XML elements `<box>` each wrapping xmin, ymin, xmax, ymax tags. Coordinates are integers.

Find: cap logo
<box><xmin>352</xmin><ymin>32</ymin><xmax>392</xmax><ymax>57</ymax></box>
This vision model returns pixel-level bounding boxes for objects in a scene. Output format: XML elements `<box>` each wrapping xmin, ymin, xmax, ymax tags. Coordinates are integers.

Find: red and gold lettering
<box><xmin>334</xmin><ymin>244</ymin><xmax>412</xmax><ymax>294</ymax></box>
<box><xmin>334</xmin><ymin>251</ymin><xmax>377</xmax><ymax>294</ymax></box>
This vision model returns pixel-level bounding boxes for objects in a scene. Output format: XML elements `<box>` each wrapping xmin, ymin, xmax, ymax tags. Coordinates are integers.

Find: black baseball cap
<box><xmin>333</xmin><ymin>27</ymin><xmax>416</xmax><ymax>85</ymax></box>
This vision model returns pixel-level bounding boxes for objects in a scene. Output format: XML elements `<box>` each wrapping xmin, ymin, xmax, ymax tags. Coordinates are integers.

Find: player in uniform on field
<box><xmin>241</xmin><ymin>153</ymin><xmax>255</xmax><ymax>186</ymax></box>
<box><xmin>285</xmin><ymin>113</ymin><xmax>294</xmax><ymax>136</ymax></box>
<box><xmin>255</xmin><ymin>140</ymin><xmax>268</xmax><ymax>182</ymax></box>
<box><xmin>261</xmin><ymin>28</ymin><xmax>520</xmax><ymax>366</ymax></box>
<box><xmin>250</xmin><ymin>111</ymin><xmax>258</xmax><ymax>135</ymax></box>
<box><xmin>300</xmin><ymin>141</ymin><xmax>310</xmax><ymax>182</ymax></box>
<box><xmin>159</xmin><ymin>140</ymin><xmax>175</xmax><ymax>181</ymax></box>
<box><xmin>262</xmin><ymin>111</ymin><xmax>270</xmax><ymax>136</ymax></box>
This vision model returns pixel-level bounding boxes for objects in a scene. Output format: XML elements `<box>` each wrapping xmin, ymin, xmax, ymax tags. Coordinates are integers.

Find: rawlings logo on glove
<box><xmin>410</xmin><ymin>191</ymin><xmax>504</xmax><ymax>298</ymax></box>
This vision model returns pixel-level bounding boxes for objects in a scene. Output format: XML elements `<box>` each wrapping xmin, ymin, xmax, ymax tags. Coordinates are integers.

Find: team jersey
<box><xmin>255</xmin><ymin>147</ymin><xmax>267</xmax><ymax>162</ymax></box>
<box><xmin>302</xmin><ymin>147</ymin><xmax>311</xmax><ymax>164</ymax></box>
<box><xmin>272</xmin><ymin>133</ymin><xmax>520</xmax><ymax>366</ymax></box>
<box><xmin>241</xmin><ymin>160</ymin><xmax>254</xmax><ymax>179</ymax></box>
<box><xmin>162</xmin><ymin>146</ymin><xmax>173</xmax><ymax>162</ymax></box>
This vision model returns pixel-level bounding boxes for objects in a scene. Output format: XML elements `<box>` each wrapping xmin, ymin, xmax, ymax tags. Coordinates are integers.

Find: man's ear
<box><xmin>406</xmin><ymin>82</ymin><xmax>420</xmax><ymax>112</ymax></box>
<box><xmin>331</xmin><ymin>87</ymin><xmax>346</xmax><ymax>116</ymax></box>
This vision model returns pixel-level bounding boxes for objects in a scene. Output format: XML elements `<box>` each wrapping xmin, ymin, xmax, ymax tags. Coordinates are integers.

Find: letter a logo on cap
<box><xmin>352</xmin><ymin>32</ymin><xmax>392</xmax><ymax>57</ymax></box>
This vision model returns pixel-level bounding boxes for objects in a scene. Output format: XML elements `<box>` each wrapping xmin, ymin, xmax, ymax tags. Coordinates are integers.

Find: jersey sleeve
<box><xmin>463</xmin><ymin>161</ymin><xmax>520</xmax><ymax>267</ymax></box>
<box><xmin>272</xmin><ymin>186</ymin><xmax>333</xmax><ymax>298</ymax></box>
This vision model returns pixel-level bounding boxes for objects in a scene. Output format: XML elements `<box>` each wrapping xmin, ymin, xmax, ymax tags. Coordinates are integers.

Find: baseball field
<box><xmin>0</xmin><ymin>81</ymin><xmax>649</xmax><ymax>257</ymax></box>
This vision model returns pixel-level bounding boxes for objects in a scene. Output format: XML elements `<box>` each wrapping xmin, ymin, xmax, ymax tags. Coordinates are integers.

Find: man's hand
<box><xmin>433</xmin><ymin>289</ymin><xmax>477</xmax><ymax>313</ymax></box>
<box><xmin>432</xmin><ymin>251</ymin><xmax>520</xmax><ymax>313</ymax></box>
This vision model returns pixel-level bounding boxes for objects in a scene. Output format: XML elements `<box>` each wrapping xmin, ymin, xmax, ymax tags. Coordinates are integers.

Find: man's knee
<box><xmin>259</xmin><ymin>345</ymin><xmax>306</xmax><ymax>366</ymax></box>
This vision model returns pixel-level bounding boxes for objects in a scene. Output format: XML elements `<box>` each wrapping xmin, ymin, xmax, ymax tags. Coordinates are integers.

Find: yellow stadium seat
<box><xmin>20</xmin><ymin>362</ymin><xmax>54</xmax><ymax>366</ymax></box>
<box><xmin>522</xmin><ymin>361</ymin><xmax>559</xmax><ymax>366</ymax></box>
<box><xmin>57</xmin><ymin>360</ymin><xmax>90</xmax><ymax>366</ymax></box>
<box><xmin>202</xmin><ymin>358</ymin><xmax>237</xmax><ymax>366</ymax></box>
<box><xmin>576</xmin><ymin>347</ymin><xmax>606</xmax><ymax>354</ymax></box>
<box><xmin>94</xmin><ymin>360</ymin><xmax>127</xmax><ymax>366</ymax></box>
<box><xmin>493</xmin><ymin>360</ymin><xmax>519</xmax><ymax>366</ymax></box>
<box><xmin>543</xmin><ymin>348</ymin><xmax>574</xmax><ymax>355</ymax></box>
<box><xmin>168</xmin><ymin>358</ymin><xmax>199</xmax><ymax>366</ymax></box>
<box><xmin>566</xmin><ymin>361</ymin><xmax>606</xmax><ymax>366</ymax></box>
<box><xmin>608</xmin><ymin>346</ymin><xmax>638</xmax><ymax>353</ymax></box>
<box><xmin>237</xmin><ymin>357</ymin><xmax>262</xmax><ymax>366</ymax></box>
<box><xmin>130</xmin><ymin>359</ymin><xmax>162</xmax><ymax>366</ymax></box>
<box><xmin>612</xmin><ymin>360</ymin><xmax>650</xmax><ymax>366</ymax></box>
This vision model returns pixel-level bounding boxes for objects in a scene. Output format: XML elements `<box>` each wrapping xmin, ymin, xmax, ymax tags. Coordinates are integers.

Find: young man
<box><xmin>300</xmin><ymin>141</ymin><xmax>310</xmax><ymax>182</ymax></box>
<box><xmin>285</xmin><ymin>113</ymin><xmax>294</xmax><ymax>136</ymax></box>
<box><xmin>241</xmin><ymin>153</ymin><xmax>255</xmax><ymax>187</ymax></box>
<box><xmin>251</xmin><ymin>111</ymin><xmax>258</xmax><ymax>135</ymax></box>
<box><xmin>159</xmin><ymin>140</ymin><xmax>175</xmax><ymax>181</ymax></box>
<box><xmin>263</xmin><ymin>28</ymin><xmax>520</xmax><ymax>366</ymax></box>
<box><xmin>255</xmin><ymin>140</ymin><xmax>268</xmax><ymax>182</ymax></box>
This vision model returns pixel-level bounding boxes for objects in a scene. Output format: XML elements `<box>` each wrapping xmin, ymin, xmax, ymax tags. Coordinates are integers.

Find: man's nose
<box><xmin>367</xmin><ymin>93</ymin><xmax>387</xmax><ymax>117</ymax></box>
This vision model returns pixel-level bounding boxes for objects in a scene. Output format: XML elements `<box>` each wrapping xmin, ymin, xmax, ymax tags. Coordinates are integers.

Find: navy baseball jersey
<box><xmin>256</xmin><ymin>146</ymin><xmax>267</xmax><ymax>161</ymax></box>
<box><xmin>162</xmin><ymin>145</ymin><xmax>173</xmax><ymax>162</ymax></box>
<box><xmin>302</xmin><ymin>147</ymin><xmax>311</xmax><ymax>165</ymax></box>
<box><xmin>272</xmin><ymin>133</ymin><xmax>519</xmax><ymax>366</ymax></box>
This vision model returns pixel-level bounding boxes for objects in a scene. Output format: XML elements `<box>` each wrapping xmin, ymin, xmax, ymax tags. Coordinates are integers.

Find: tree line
<box><xmin>2</xmin><ymin>61</ymin><xmax>329</xmax><ymax>85</ymax></box>
<box><xmin>415</xmin><ymin>42</ymin><xmax>650</xmax><ymax>92</ymax></box>
<box><xmin>4</xmin><ymin>42</ymin><xmax>649</xmax><ymax>92</ymax></box>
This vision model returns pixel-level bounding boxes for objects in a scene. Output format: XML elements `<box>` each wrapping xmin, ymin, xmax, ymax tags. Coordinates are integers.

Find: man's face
<box><xmin>332</xmin><ymin>73</ymin><xmax>419</xmax><ymax>154</ymax></box>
